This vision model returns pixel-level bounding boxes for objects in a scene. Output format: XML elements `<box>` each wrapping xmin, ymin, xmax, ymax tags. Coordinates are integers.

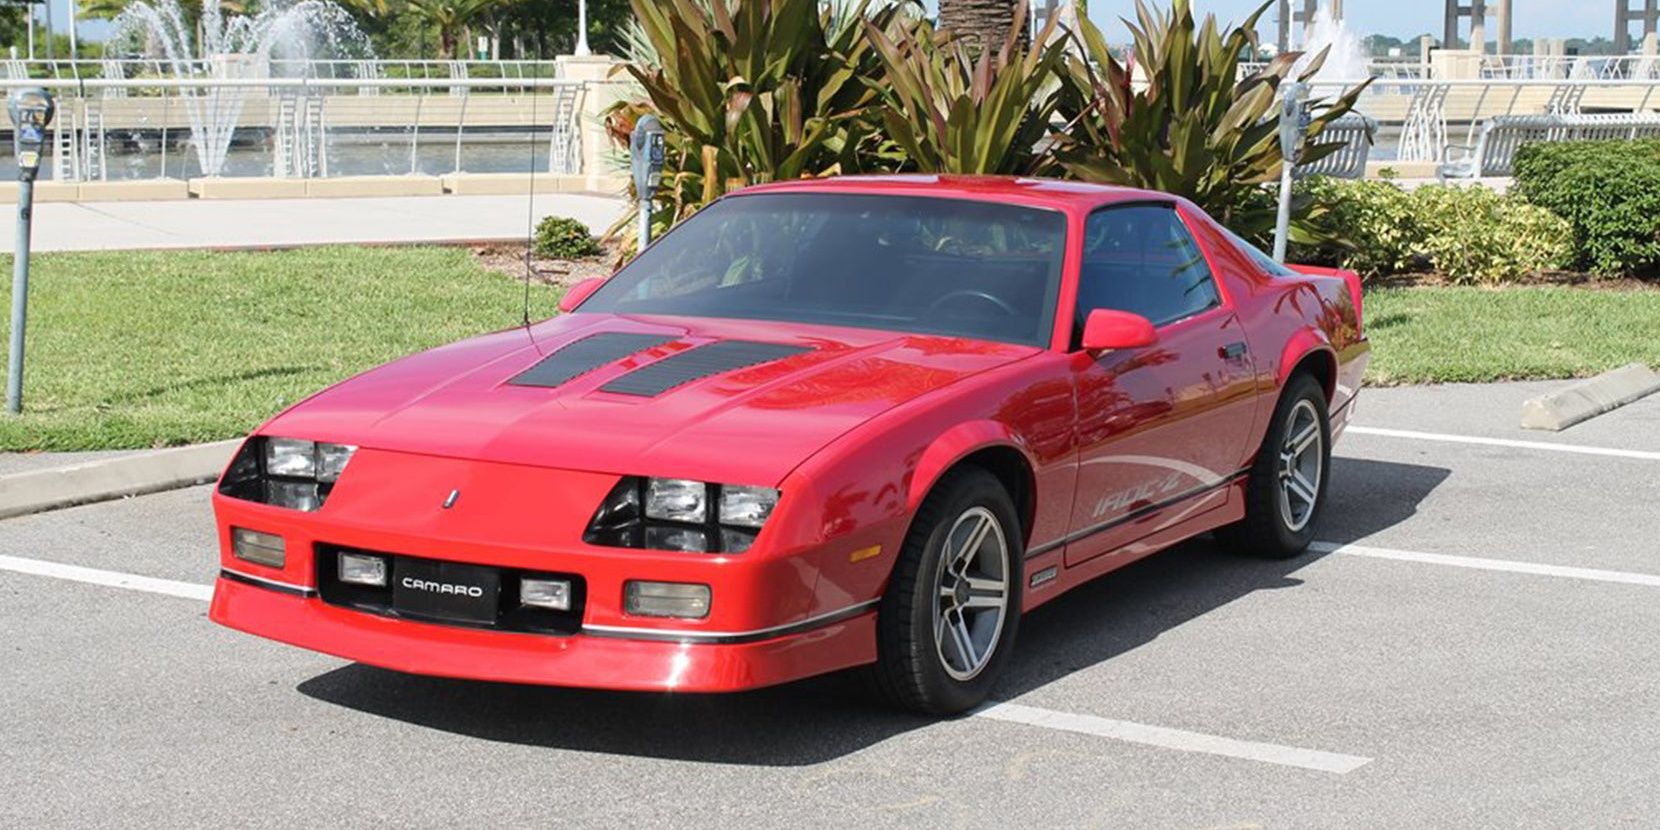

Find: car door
<box><xmin>1063</xmin><ymin>203</ymin><xmax>1258</xmax><ymax>567</ymax></box>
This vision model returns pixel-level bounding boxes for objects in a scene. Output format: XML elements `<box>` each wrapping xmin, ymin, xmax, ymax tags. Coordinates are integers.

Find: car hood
<box><xmin>264</xmin><ymin>313</ymin><xmax>1039</xmax><ymax>486</ymax></box>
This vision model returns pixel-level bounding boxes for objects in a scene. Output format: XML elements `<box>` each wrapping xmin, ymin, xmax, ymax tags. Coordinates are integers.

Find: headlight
<box><xmin>218</xmin><ymin>436</ymin><xmax>358</xmax><ymax>512</ymax></box>
<box><xmin>645</xmin><ymin>478</ymin><xmax>709</xmax><ymax>523</ymax></box>
<box><xmin>719</xmin><ymin>485</ymin><xmax>779</xmax><ymax>528</ymax></box>
<box><xmin>585</xmin><ymin>477</ymin><xmax>780</xmax><ymax>553</ymax></box>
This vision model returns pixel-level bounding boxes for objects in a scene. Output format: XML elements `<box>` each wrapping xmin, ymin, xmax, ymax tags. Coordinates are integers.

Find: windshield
<box><xmin>578</xmin><ymin>192</ymin><xmax>1067</xmax><ymax>347</ymax></box>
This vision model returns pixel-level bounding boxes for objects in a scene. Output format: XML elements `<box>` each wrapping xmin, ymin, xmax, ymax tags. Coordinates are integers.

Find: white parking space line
<box><xmin>975</xmin><ymin>702</ymin><xmax>1372</xmax><ymax>774</ymax></box>
<box><xmin>1313</xmin><ymin>542</ymin><xmax>1660</xmax><ymax>588</ymax></box>
<box><xmin>0</xmin><ymin>554</ymin><xmax>213</xmax><ymax>601</ymax></box>
<box><xmin>0</xmin><ymin>552</ymin><xmax>1368</xmax><ymax>774</ymax></box>
<box><xmin>1346</xmin><ymin>426</ymin><xmax>1660</xmax><ymax>462</ymax></box>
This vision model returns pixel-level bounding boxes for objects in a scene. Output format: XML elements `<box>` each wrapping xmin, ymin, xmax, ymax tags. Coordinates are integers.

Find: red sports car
<box><xmin>209</xmin><ymin>176</ymin><xmax>1367</xmax><ymax>714</ymax></box>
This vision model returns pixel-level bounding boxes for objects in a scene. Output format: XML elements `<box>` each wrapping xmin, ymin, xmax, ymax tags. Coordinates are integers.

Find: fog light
<box><xmin>520</xmin><ymin>577</ymin><xmax>572</xmax><ymax>611</ymax></box>
<box><xmin>338</xmin><ymin>552</ymin><xmax>387</xmax><ymax>587</ymax></box>
<box><xmin>624</xmin><ymin>581</ymin><xmax>711</xmax><ymax>619</ymax></box>
<box><xmin>231</xmin><ymin>527</ymin><xmax>285</xmax><ymax>568</ymax></box>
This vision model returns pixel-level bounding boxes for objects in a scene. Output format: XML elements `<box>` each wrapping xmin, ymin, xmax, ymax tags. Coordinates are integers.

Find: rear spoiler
<box><xmin>1285</xmin><ymin>263</ymin><xmax>1364</xmax><ymax>338</ymax></box>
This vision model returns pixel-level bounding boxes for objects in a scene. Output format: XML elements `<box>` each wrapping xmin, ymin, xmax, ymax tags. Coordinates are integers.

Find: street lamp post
<box><xmin>575</xmin><ymin>0</ymin><xmax>591</xmax><ymax>57</ymax></box>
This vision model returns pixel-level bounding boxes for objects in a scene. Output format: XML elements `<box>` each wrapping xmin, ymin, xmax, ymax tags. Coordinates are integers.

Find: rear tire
<box><xmin>1218</xmin><ymin>372</ymin><xmax>1331</xmax><ymax>559</ymax></box>
<box><xmin>868</xmin><ymin>467</ymin><xmax>1022</xmax><ymax>715</ymax></box>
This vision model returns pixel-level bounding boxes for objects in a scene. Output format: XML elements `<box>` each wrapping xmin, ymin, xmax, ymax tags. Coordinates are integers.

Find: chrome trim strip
<box><xmin>1024</xmin><ymin>468</ymin><xmax>1250</xmax><ymax>559</ymax></box>
<box><xmin>582</xmin><ymin>599</ymin><xmax>879</xmax><ymax>645</ymax></box>
<box><xmin>220</xmin><ymin>568</ymin><xmax>317</xmax><ymax>598</ymax></box>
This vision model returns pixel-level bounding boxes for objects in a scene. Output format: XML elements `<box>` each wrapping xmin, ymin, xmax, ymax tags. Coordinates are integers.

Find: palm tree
<box><xmin>937</xmin><ymin>0</ymin><xmax>1024</xmax><ymax>55</ymax></box>
<box><xmin>405</xmin><ymin>0</ymin><xmax>507</xmax><ymax>58</ymax></box>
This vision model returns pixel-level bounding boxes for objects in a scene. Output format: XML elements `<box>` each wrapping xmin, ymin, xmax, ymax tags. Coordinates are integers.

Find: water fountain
<box><xmin>1292</xmin><ymin>6</ymin><xmax>1370</xmax><ymax>89</ymax></box>
<box><xmin>112</xmin><ymin>0</ymin><xmax>371</xmax><ymax>178</ymax></box>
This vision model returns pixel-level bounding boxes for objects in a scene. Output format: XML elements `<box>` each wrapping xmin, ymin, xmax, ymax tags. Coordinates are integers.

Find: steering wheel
<box><xmin>926</xmin><ymin>290</ymin><xmax>1019</xmax><ymax>319</ymax></box>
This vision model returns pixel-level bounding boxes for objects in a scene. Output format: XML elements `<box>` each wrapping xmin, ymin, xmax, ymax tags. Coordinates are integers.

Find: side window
<box><xmin>1075</xmin><ymin>205</ymin><xmax>1222</xmax><ymax>337</ymax></box>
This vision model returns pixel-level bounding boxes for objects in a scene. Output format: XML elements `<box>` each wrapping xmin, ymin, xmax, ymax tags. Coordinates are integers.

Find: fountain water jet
<box><xmin>1292</xmin><ymin>6</ymin><xmax>1369</xmax><ymax>91</ymax></box>
<box><xmin>113</xmin><ymin>0</ymin><xmax>371</xmax><ymax>177</ymax></box>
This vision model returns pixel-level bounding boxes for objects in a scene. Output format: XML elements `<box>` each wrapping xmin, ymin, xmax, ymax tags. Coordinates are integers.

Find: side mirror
<box><xmin>1081</xmin><ymin>309</ymin><xmax>1157</xmax><ymax>351</ymax></box>
<box><xmin>559</xmin><ymin>277</ymin><xmax>605</xmax><ymax>313</ymax></box>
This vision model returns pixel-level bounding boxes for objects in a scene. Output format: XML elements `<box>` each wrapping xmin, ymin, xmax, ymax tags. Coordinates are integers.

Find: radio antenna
<box><xmin>520</xmin><ymin>75</ymin><xmax>540</xmax><ymax>329</ymax></box>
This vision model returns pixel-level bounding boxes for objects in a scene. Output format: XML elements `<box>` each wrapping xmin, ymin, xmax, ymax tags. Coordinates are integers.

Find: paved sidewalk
<box><xmin>0</xmin><ymin>193</ymin><xmax>627</xmax><ymax>253</ymax></box>
<box><xmin>0</xmin><ymin>450</ymin><xmax>138</xmax><ymax>477</ymax></box>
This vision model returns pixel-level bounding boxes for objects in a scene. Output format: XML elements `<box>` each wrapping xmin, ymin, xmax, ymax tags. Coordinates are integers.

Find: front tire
<box><xmin>1219</xmin><ymin>372</ymin><xmax>1331</xmax><ymax>559</ymax></box>
<box><xmin>869</xmin><ymin>467</ymin><xmax>1021</xmax><ymax>715</ymax></box>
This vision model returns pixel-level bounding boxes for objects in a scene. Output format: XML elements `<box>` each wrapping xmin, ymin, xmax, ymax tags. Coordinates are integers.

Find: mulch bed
<box><xmin>1367</xmin><ymin>272</ymin><xmax>1660</xmax><ymax>291</ymax></box>
<box><xmin>471</xmin><ymin>243</ymin><xmax>619</xmax><ymax>291</ymax></box>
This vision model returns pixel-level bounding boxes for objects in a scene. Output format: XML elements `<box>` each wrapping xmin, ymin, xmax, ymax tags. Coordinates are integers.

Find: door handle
<box><xmin>1219</xmin><ymin>341</ymin><xmax>1248</xmax><ymax>360</ymax></box>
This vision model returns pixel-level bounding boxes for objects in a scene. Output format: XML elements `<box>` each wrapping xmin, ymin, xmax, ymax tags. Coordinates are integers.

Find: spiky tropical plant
<box><xmin>1051</xmin><ymin>0</ymin><xmax>1370</xmax><ymax>241</ymax></box>
<box><xmin>614</xmin><ymin>0</ymin><xmax>909</xmax><ymax>246</ymax></box>
<box><xmin>862</xmin><ymin>1</ymin><xmax>1066</xmax><ymax>175</ymax></box>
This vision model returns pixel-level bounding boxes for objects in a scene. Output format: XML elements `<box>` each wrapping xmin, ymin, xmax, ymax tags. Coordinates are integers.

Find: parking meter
<box><xmin>7</xmin><ymin>87</ymin><xmax>54</xmax><ymax>414</ymax></box>
<box><xmin>1272</xmin><ymin>82</ymin><xmax>1309</xmax><ymax>264</ymax></box>
<box><xmin>1277</xmin><ymin>82</ymin><xmax>1311</xmax><ymax>165</ymax></box>
<box><xmin>630</xmin><ymin>115</ymin><xmax>665</xmax><ymax>248</ymax></box>
<box><xmin>9</xmin><ymin>88</ymin><xmax>54</xmax><ymax>182</ymax></box>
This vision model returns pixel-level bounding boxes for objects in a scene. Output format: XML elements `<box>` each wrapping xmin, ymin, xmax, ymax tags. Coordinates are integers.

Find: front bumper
<box><xmin>209</xmin><ymin>446</ymin><xmax>895</xmax><ymax>692</ymax></box>
<box><xmin>210</xmin><ymin>574</ymin><xmax>877</xmax><ymax>692</ymax></box>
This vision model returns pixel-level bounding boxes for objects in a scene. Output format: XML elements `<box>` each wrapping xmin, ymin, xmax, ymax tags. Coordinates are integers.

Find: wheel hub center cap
<box><xmin>952</xmin><ymin>580</ymin><xmax>969</xmax><ymax>607</ymax></box>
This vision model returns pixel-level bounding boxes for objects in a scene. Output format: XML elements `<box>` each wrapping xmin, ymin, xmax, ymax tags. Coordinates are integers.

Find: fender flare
<box><xmin>1277</xmin><ymin>326</ymin><xmax>1338</xmax><ymax>395</ymax></box>
<box><xmin>907</xmin><ymin>420</ymin><xmax>1036</xmax><ymax>514</ymax></box>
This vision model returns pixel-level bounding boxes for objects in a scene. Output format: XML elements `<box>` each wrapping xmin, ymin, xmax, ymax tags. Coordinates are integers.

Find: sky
<box><xmin>931</xmin><ymin>1</ymin><xmax>1609</xmax><ymax>41</ymax></box>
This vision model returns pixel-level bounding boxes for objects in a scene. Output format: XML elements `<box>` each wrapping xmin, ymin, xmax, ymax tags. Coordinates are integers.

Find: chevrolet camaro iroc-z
<box><xmin>209</xmin><ymin>176</ymin><xmax>1368</xmax><ymax>714</ymax></box>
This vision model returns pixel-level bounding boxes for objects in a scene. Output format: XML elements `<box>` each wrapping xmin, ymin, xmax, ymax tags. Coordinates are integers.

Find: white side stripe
<box><xmin>0</xmin><ymin>554</ymin><xmax>213</xmax><ymax>601</ymax></box>
<box><xmin>1346</xmin><ymin>426</ymin><xmax>1660</xmax><ymax>462</ymax></box>
<box><xmin>1313</xmin><ymin>542</ymin><xmax>1660</xmax><ymax>588</ymax></box>
<box><xmin>974</xmin><ymin>702</ymin><xmax>1373</xmax><ymax>774</ymax></box>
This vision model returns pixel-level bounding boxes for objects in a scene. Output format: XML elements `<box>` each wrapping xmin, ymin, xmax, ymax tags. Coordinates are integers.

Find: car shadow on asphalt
<box><xmin>1000</xmin><ymin>457</ymin><xmax>1450</xmax><ymax>697</ymax></box>
<box><xmin>297</xmin><ymin>457</ymin><xmax>1449</xmax><ymax>766</ymax></box>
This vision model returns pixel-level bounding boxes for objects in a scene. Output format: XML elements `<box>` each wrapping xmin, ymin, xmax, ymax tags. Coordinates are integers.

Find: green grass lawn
<box><xmin>0</xmin><ymin>247</ymin><xmax>558</xmax><ymax>452</ymax></box>
<box><xmin>1363</xmin><ymin>285</ymin><xmax>1660</xmax><ymax>385</ymax></box>
<box><xmin>0</xmin><ymin>248</ymin><xmax>1656</xmax><ymax>451</ymax></box>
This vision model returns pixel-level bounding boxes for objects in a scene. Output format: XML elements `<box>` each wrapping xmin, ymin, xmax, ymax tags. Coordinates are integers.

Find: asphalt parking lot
<box><xmin>3</xmin><ymin>381</ymin><xmax>1658</xmax><ymax>828</ymax></box>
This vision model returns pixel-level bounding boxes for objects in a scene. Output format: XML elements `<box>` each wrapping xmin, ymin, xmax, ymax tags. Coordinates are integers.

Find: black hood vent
<box><xmin>509</xmin><ymin>332</ymin><xmax>676</xmax><ymax>389</ymax></box>
<box><xmin>600</xmin><ymin>340</ymin><xmax>811</xmax><ymax>397</ymax></box>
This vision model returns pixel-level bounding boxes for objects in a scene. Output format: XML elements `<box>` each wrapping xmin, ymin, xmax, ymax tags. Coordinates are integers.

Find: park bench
<box><xmin>1295</xmin><ymin>114</ymin><xmax>1377</xmax><ymax>180</ymax></box>
<box><xmin>1439</xmin><ymin>113</ymin><xmax>1660</xmax><ymax>178</ymax></box>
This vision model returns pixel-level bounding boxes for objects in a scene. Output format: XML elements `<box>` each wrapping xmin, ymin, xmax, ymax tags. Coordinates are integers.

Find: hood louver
<box><xmin>600</xmin><ymin>340</ymin><xmax>812</xmax><ymax>397</ymax></box>
<box><xmin>509</xmin><ymin>332</ymin><xmax>676</xmax><ymax>389</ymax></box>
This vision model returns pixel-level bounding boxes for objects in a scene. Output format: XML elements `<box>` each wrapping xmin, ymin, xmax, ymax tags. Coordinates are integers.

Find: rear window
<box><xmin>1220</xmin><ymin>226</ymin><xmax>1299</xmax><ymax>277</ymax></box>
<box><xmin>578</xmin><ymin>192</ymin><xmax>1067</xmax><ymax>347</ymax></box>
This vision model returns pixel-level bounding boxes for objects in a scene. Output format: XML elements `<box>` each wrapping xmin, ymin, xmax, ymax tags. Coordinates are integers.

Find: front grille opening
<box><xmin>315</xmin><ymin>545</ymin><xmax>585</xmax><ymax>635</ymax></box>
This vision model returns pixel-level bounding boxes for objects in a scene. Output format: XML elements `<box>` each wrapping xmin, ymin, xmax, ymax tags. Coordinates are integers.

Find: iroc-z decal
<box><xmin>1091</xmin><ymin>471</ymin><xmax>1188</xmax><ymax>519</ymax></box>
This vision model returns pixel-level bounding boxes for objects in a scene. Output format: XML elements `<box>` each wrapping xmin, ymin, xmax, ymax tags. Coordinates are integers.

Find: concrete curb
<box><xmin>0</xmin><ymin>440</ymin><xmax>240</xmax><ymax>520</ymax></box>
<box><xmin>1520</xmin><ymin>364</ymin><xmax>1660</xmax><ymax>432</ymax></box>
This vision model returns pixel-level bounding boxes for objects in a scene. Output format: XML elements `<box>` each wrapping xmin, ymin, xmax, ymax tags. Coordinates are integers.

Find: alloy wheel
<box><xmin>931</xmin><ymin>506</ymin><xmax>1011</xmax><ymax>682</ymax></box>
<box><xmin>1277</xmin><ymin>398</ymin><xmax>1324</xmax><ymax>533</ymax></box>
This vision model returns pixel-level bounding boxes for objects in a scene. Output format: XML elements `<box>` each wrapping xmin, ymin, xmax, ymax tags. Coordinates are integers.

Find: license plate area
<box><xmin>391</xmin><ymin>558</ymin><xmax>500</xmax><ymax>625</ymax></box>
<box><xmin>315</xmin><ymin>546</ymin><xmax>584</xmax><ymax>635</ymax></box>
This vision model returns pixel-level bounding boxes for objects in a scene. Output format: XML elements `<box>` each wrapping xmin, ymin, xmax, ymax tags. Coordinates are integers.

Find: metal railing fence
<box><xmin>0</xmin><ymin>76</ymin><xmax>588</xmax><ymax>182</ymax></box>
<box><xmin>6</xmin><ymin>69</ymin><xmax>1660</xmax><ymax>180</ymax></box>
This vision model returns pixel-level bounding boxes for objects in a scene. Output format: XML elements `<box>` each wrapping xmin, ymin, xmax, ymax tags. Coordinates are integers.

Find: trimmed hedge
<box><xmin>1513</xmin><ymin>139</ymin><xmax>1660</xmax><ymax>276</ymax></box>
<box><xmin>1296</xmin><ymin>177</ymin><xmax>1573</xmax><ymax>284</ymax></box>
<box><xmin>533</xmin><ymin>216</ymin><xmax>603</xmax><ymax>259</ymax></box>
